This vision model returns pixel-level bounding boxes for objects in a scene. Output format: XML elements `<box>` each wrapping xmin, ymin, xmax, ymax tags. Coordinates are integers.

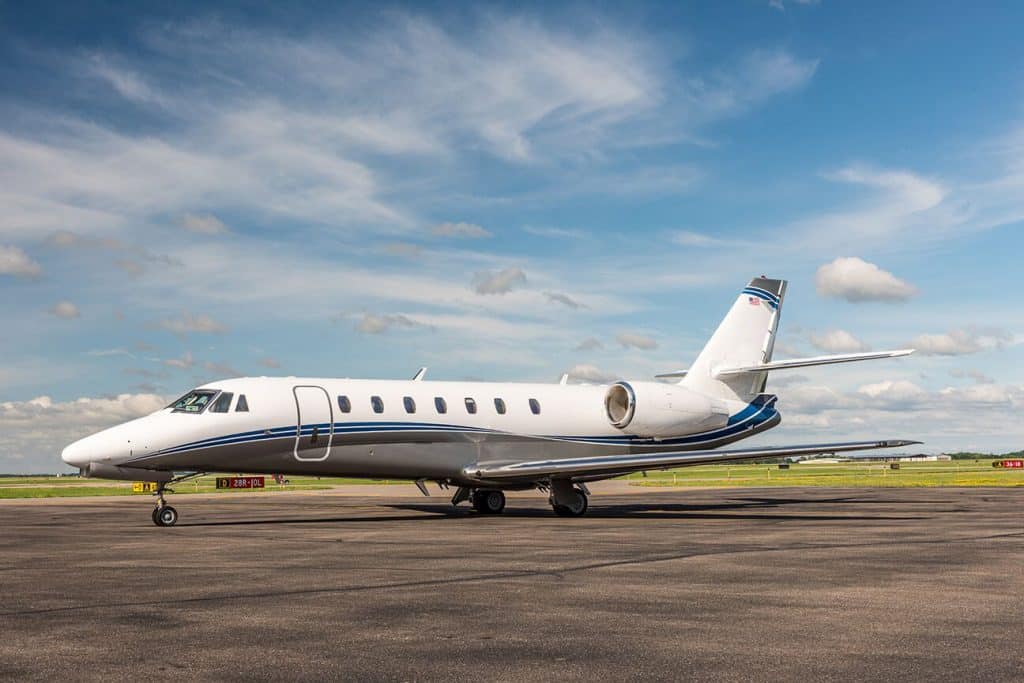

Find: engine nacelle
<box><xmin>604</xmin><ymin>381</ymin><xmax>729</xmax><ymax>438</ymax></box>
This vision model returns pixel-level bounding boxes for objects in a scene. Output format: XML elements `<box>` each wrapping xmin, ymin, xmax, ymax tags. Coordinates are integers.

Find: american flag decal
<box><xmin>748</xmin><ymin>296</ymin><xmax>760</xmax><ymax>306</ymax></box>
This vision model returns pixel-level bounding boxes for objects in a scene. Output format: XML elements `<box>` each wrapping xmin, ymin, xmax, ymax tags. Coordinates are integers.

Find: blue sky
<box><xmin>2</xmin><ymin>1</ymin><xmax>1023</xmax><ymax>472</ymax></box>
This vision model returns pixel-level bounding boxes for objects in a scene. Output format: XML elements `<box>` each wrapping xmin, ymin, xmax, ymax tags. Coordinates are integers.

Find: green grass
<box><xmin>2</xmin><ymin>460</ymin><xmax>1021</xmax><ymax>498</ymax></box>
<box><xmin>624</xmin><ymin>459</ymin><xmax>1024</xmax><ymax>488</ymax></box>
<box><xmin>0</xmin><ymin>475</ymin><xmax>408</xmax><ymax>499</ymax></box>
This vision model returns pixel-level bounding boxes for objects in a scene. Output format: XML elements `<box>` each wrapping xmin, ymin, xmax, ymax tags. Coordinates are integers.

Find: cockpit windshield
<box><xmin>168</xmin><ymin>390</ymin><xmax>219</xmax><ymax>414</ymax></box>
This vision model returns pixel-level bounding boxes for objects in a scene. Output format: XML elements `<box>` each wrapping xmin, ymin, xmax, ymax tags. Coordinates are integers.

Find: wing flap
<box><xmin>466</xmin><ymin>440</ymin><xmax>921</xmax><ymax>481</ymax></box>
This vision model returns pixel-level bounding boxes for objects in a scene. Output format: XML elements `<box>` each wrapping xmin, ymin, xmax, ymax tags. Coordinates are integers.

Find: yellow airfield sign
<box><xmin>132</xmin><ymin>482</ymin><xmax>159</xmax><ymax>493</ymax></box>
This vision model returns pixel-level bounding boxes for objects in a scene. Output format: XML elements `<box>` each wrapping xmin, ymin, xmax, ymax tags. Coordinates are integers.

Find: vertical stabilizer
<box><xmin>680</xmin><ymin>277</ymin><xmax>787</xmax><ymax>402</ymax></box>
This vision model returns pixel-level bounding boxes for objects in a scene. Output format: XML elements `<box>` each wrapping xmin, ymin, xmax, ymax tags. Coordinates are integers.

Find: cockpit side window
<box><xmin>209</xmin><ymin>392</ymin><xmax>234</xmax><ymax>413</ymax></box>
<box><xmin>236</xmin><ymin>394</ymin><xmax>249</xmax><ymax>412</ymax></box>
<box><xmin>169</xmin><ymin>390</ymin><xmax>218</xmax><ymax>414</ymax></box>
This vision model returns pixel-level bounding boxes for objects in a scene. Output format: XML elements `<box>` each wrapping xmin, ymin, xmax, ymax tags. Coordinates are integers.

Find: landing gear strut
<box><xmin>549</xmin><ymin>480</ymin><xmax>588</xmax><ymax>517</ymax></box>
<box><xmin>471</xmin><ymin>489</ymin><xmax>506</xmax><ymax>514</ymax></box>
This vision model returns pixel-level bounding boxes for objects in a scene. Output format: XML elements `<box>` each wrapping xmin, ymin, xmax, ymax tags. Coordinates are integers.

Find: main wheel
<box><xmin>472</xmin><ymin>489</ymin><xmax>506</xmax><ymax>514</ymax></box>
<box><xmin>552</xmin><ymin>489</ymin><xmax>588</xmax><ymax>517</ymax></box>
<box><xmin>155</xmin><ymin>505</ymin><xmax>178</xmax><ymax>527</ymax></box>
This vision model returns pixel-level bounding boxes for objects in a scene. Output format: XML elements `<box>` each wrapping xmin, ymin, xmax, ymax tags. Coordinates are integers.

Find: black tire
<box><xmin>471</xmin><ymin>490</ymin><xmax>506</xmax><ymax>514</ymax></box>
<box><xmin>552</xmin><ymin>489</ymin><xmax>588</xmax><ymax>517</ymax></box>
<box><xmin>157</xmin><ymin>505</ymin><xmax>178</xmax><ymax>527</ymax></box>
<box><xmin>152</xmin><ymin>507</ymin><xmax>163</xmax><ymax>526</ymax></box>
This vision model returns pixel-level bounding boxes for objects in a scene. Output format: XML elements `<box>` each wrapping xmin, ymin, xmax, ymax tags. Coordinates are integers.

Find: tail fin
<box><xmin>680</xmin><ymin>277</ymin><xmax>787</xmax><ymax>402</ymax></box>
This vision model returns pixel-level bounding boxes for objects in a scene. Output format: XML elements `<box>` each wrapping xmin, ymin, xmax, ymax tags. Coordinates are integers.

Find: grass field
<box><xmin>0</xmin><ymin>475</ymin><xmax>406</xmax><ymax>499</ymax></box>
<box><xmin>624</xmin><ymin>459</ymin><xmax>1024</xmax><ymax>488</ymax></box>
<box><xmin>1</xmin><ymin>460</ymin><xmax>1021</xmax><ymax>498</ymax></box>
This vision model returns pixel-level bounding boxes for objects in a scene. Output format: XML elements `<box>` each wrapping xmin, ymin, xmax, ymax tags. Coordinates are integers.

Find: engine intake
<box><xmin>603</xmin><ymin>381</ymin><xmax>728</xmax><ymax>438</ymax></box>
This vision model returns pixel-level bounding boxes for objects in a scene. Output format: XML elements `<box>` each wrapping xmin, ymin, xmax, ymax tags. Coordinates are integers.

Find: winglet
<box><xmin>559</xmin><ymin>373</ymin><xmax>569</xmax><ymax>385</ymax></box>
<box><xmin>412</xmin><ymin>367</ymin><xmax>427</xmax><ymax>381</ymax></box>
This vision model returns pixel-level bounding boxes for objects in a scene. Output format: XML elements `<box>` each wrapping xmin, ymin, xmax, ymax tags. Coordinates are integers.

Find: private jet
<box><xmin>62</xmin><ymin>277</ymin><xmax>918</xmax><ymax>526</ymax></box>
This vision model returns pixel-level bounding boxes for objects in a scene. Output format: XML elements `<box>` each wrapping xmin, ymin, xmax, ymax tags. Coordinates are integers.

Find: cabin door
<box><xmin>293</xmin><ymin>385</ymin><xmax>333</xmax><ymax>462</ymax></box>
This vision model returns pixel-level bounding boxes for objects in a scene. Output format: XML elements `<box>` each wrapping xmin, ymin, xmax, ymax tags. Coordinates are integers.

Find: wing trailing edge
<box><xmin>466</xmin><ymin>439</ymin><xmax>922</xmax><ymax>481</ymax></box>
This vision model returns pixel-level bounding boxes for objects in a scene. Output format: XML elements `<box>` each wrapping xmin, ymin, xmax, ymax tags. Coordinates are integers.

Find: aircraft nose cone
<box><xmin>61</xmin><ymin>437</ymin><xmax>93</xmax><ymax>468</ymax></box>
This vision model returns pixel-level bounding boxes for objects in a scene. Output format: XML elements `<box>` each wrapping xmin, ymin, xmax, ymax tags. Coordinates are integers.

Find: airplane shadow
<box><xmin>179</xmin><ymin>495</ymin><xmax>927</xmax><ymax>526</ymax></box>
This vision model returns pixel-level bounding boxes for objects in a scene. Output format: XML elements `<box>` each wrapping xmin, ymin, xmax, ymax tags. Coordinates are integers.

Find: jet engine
<box><xmin>604</xmin><ymin>381</ymin><xmax>729</xmax><ymax>438</ymax></box>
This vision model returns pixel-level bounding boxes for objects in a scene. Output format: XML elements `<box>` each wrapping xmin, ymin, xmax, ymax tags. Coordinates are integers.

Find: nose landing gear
<box><xmin>152</xmin><ymin>482</ymin><xmax>178</xmax><ymax>527</ymax></box>
<box><xmin>147</xmin><ymin>472</ymin><xmax>204</xmax><ymax>527</ymax></box>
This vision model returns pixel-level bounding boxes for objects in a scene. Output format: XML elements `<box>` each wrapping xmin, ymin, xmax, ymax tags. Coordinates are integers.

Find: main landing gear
<box><xmin>549</xmin><ymin>480</ymin><xmax>589</xmax><ymax>517</ymax></box>
<box><xmin>471</xmin><ymin>489</ymin><xmax>506</xmax><ymax>514</ymax></box>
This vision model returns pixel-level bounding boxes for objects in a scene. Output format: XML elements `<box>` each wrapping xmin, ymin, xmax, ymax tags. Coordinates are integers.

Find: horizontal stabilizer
<box><xmin>715</xmin><ymin>349</ymin><xmax>914</xmax><ymax>377</ymax></box>
<box><xmin>466</xmin><ymin>439</ymin><xmax>921</xmax><ymax>481</ymax></box>
<box><xmin>659</xmin><ymin>349</ymin><xmax>913</xmax><ymax>379</ymax></box>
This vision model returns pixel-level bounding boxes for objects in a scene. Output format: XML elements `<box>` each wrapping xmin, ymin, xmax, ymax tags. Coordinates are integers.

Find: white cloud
<box><xmin>909</xmin><ymin>328</ymin><xmax>1010</xmax><ymax>356</ymax></box>
<box><xmin>180</xmin><ymin>213</ymin><xmax>229</xmax><ymax>235</ymax></box>
<box><xmin>670</xmin><ymin>230</ymin><xmax>738</xmax><ymax>248</ymax></box>
<box><xmin>617</xmin><ymin>332</ymin><xmax>658</xmax><ymax>350</ymax></box>
<box><xmin>815</xmin><ymin>256</ymin><xmax>917</xmax><ymax>302</ymax></box>
<box><xmin>523</xmin><ymin>226</ymin><xmax>587</xmax><ymax>240</ymax></box>
<box><xmin>857</xmin><ymin>379</ymin><xmax>928</xmax><ymax>403</ymax></box>
<box><xmin>950</xmin><ymin>369</ymin><xmax>995</xmax><ymax>385</ymax></box>
<box><xmin>203</xmin><ymin>360</ymin><xmax>242</xmax><ymax>378</ymax></box>
<box><xmin>86</xmin><ymin>55</ymin><xmax>167</xmax><ymax>107</ymax></box>
<box><xmin>353</xmin><ymin>313</ymin><xmax>427</xmax><ymax>334</ymax></box>
<box><xmin>382</xmin><ymin>242</ymin><xmax>424</xmax><ymax>257</ymax></box>
<box><xmin>544</xmin><ymin>291</ymin><xmax>585</xmax><ymax>309</ymax></box>
<box><xmin>163</xmin><ymin>351</ymin><xmax>194</xmax><ymax>370</ymax></box>
<box><xmin>809</xmin><ymin>329</ymin><xmax>869</xmax><ymax>353</ymax></box>
<box><xmin>939</xmin><ymin>383</ymin><xmax>1020</xmax><ymax>405</ymax></box>
<box><xmin>472</xmin><ymin>267</ymin><xmax>527</xmax><ymax>295</ymax></box>
<box><xmin>575</xmin><ymin>337</ymin><xmax>604</xmax><ymax>351</ymax></box>
<box><xmin>49</xmin><ymin>301</ymin><xmax>80</xmax><ymax>319</ymax></box>
<box><xmin>432</xmin><ymin>222</ymin><xmax>492</xmax><ymax>239</ymax></box>
<box><xmin>158</xmin><ymin>312</ymin><xmax>228</xmax><ymax>336</ymax></box>
<box><xmin>566</xmin><ymin>364</ymin><xmax>619</xmax><ymax>383</ymax></box>
<box><xmin>0</xmin><ymin>245</ymin><xmax>42</xmax><ymax>278</ymax></box>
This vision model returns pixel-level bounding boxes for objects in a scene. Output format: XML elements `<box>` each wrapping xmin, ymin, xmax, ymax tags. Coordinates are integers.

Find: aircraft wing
<box><xmin>466</xmin><ymin>439</ymin><xmax>921</xmax><ymax>481</ymax></box>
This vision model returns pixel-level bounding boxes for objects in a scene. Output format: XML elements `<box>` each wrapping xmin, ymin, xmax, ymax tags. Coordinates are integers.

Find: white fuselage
<box><xmin>61</xmin><ymin>376</ymin><xmax>780</xmax><ymax>486</ymax></box>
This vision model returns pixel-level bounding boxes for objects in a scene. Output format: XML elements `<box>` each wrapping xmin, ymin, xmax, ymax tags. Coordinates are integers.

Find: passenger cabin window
<box><xmin>210</xmin><ymin>392</ymin><xmax>234</xmax><ymax>413</ymax></box>
<box><xmin>168</xmin><ymin>390</ymin><xmax>218</xmax><ymax>414</ymax></box>
<box><xmin>494</xmin><ymin>398</ymin><xmax>506</xmax><ymax>415</ymax></box>
<box><xmin>464</xmin><ymin>397</ymin><xmax>477</xmax><ymax>414</ymax></box>
<box><xmin>529</xmin><ymin>398</ymin><xmax>541</xmax><ymax>415</ymax></box>
<box><xmin>235</xmin><ymin>394</ymin><xmax>249</xmax><ymax>412</ymax></box>
<box><xmin>403</xmin><ymin>396</ymin><xmax>416</xmax><ymax>414</ymax></box>
<box><xmin>337</xmin><ymin>395</ymin><xmax>351</xmax><ymax>413</ymax></box>
<box><xmin>434</xmin><ymin>397</ymin><xmax>447</xmax><ymax>414</ymax></box>
<box><xmin>371</xmin><ymin>396</ymin><xmax>384</xmax><ymax>414</ymax></box>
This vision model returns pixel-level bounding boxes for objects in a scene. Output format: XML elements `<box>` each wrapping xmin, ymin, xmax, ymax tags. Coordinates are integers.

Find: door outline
<box><xmin>293</xmin><ymin>385</ymin><xmax>334</xmax><ymax>462</ymax></box>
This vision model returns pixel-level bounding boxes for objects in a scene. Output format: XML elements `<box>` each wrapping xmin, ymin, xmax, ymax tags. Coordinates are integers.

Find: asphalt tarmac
<box><xmin>1</xmin><ymin>487</ymin><xmax>1022</xmax><ymax>681</ymax></box>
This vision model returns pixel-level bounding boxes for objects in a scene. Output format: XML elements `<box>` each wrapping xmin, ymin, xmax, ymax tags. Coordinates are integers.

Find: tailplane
<box><xmin>666</xmin><ymin>277</ymin><xmax>913</xmax><ymax>402</ymax></box>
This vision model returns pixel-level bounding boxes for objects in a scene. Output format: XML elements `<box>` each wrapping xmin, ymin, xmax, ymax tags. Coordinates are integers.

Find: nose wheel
<box><xmin>152</xmin><ymin>504</ymin><xmax>178</xmax><ymax>527</ymax></box>
<box><xmin>151</xmin><ymin>481</ymin><xmax>179</xmax><ymax>527</ymax></box>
